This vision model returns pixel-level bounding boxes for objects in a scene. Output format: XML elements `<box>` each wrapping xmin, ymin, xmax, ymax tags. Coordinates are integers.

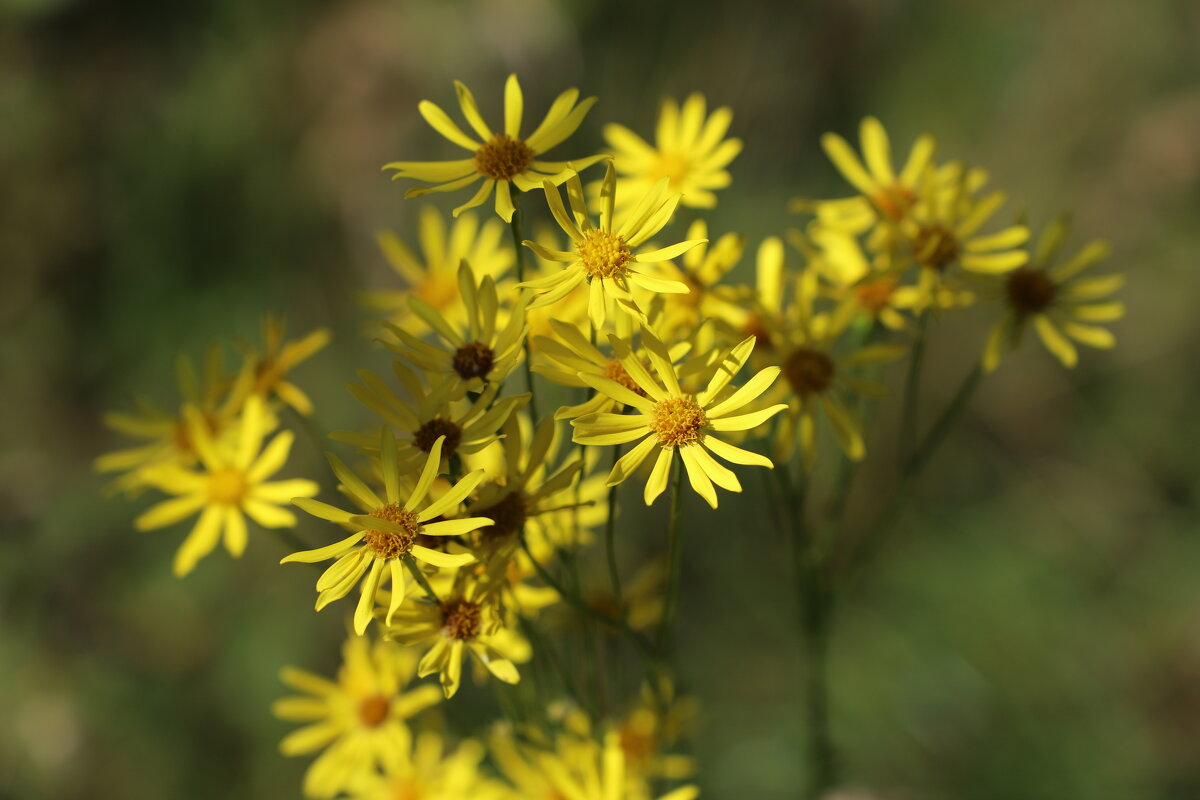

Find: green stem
<box><xmin>604</xmin><ymin>444</ymin><xmax>624</xmax><ymax>614</ymax></box>
<box><xmin>898</xmin><ymin>309</ymin><xmax>931</xmax><ymax>466</ymax></box>
<box><xmin>657</xmin><ymin>456</ymin><xmax>686</xmax><ymax>655</ymax></box>
<box><xmin>509</xmin><ymin>203</ymin><xmax>540</xmax><ymax>423</ymax></box>
<box><xmin>401</xmin><ymin>555</ymin><xmax>440</xmax><ymax>603</ymax></box>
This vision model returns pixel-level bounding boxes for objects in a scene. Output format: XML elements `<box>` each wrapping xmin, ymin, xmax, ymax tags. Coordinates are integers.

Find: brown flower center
<box><xmin>413</xmin><ymin>418</ymin><xmax>462</xmax><ymax>457</ymax></box>
<box><xmin>741</xmin><ymin>314</ymin><xmax>773</xmax><ymax>353</ymax></box>
<box><xmin>477</xmin><ymin>490</ymin><xmax>529</xmax><ymax>541</ymax></box>
<box><xmin>912</xmin><ymin>224</ymin><xmax>959</xmax><ymax>271</ymax></box>
<box><xmin>578</xmin><ymin>229</ymin><xmax>634</xmax><ymax>279</ymax></box>
<box><xmin>783</xmin><ymin>347</ymin><xmax>835</xmax><ymax>396</ymax></box>
<box><xmin>650</xmin><ymin>397</ymin><xmax>706</xmax><ymax>447</ymax></box>
<box><xmin>208</xmin><ymin>468</ymin><xmax>247</xmax><ymax>504</ymax></box>
<box><xmin>1005</xmin><ymin>268</ymin><xmax>1057</xmax><ymax>315</ymax></box>
<box><xmin>358</xmin><ymin>695</ymin><xmax>390</xmax><ymax>728</ymax></box>
<box><xmin>855</xmin><ymin>277</ymin><xmax>898</xmax><ymax>313</ymax></box>
<box><xmin>441</xmin><ymin>599</ymin><xmax>482</xmax><ymax>640</ymax></box>
<box><xmin>474</xmin><ymin>134</ymin><xmax>534</xmax><ymax>180</ymax></box>
<box><xmin>364</xmin><ymin>503</ymin><xmax>421</xmax><ymax>559</ymax></box>
<box><xmin>602</xmin><ymin>359</ymin><xmax>646</xmax><ymax>396</ymax></box>
<box><xmin>452</xmin><ymin>341</ymin><xmax>495</xmax><ymax>381</ymax></box>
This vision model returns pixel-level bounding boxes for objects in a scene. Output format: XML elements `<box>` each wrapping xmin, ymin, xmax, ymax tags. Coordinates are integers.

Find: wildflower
<box><xmin>385</xmin><ymin>577</ymin><xmax>529</xmax><ymax>699</ymax></box>
<box><xmin>365</xmin><ymin>206</ymin><xmax>512</xmax><ymax>333</ymax></box>
<box><xmin>572</xmin><ymin>327</ymin><xmax>785</xmax><ymax>509</ymax></box>
<box><xmin>283</xmin><ymin>433</ymin><xmax>488</xmax><ymax>635</ymax></box>
<box><xmin>604</xmin><ymin>92</ymin><xmax>742</xmax><ymax>209</ymax></box>
<box><xmin>983</xmin><ymin>218</ymin><xmax>1123</xmax><ymax>370</ymax></box>
<box><xmin>384</xmin><ymin>75</ymin><xmax>604</xmax><ymax>222</ymax></box>
<box><xmin>135</xmin><ymin>396</ymin><xmax>318</xmax><ymax>577</ymax></box>
<box><xmin>384</xmin><ymin>260</ymin><xmax>528</xmax><ymax>395</ymax></box>
<box><xmin>341</xmin><ymin>731</ymin><xmax>508</xmax><ymax>800</ymax></box>
<box><xmin>272</xmin><ymin>635</ymin><xmax>442</xmax><ymax>798</ymax></box>
<box><xmin>232</xmin><ymin>315</ymin><xmax>330</xmax><ymax>416</ymax></box>
<box><xmin>521</xmin><ymin>163</ymin><xmax>706</xmax><ymax>328</ymax></box>
<box><xmin>648</xmin><ymin>219</ymin><xmax>748</xmax><ymax>341</ymax></box>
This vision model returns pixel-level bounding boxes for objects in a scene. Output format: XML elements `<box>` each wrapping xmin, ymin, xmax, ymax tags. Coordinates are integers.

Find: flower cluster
<box><xmin>101</xmin><ymin>76</ymin><xmax>1124</xmax><ymax>799</ymax></box>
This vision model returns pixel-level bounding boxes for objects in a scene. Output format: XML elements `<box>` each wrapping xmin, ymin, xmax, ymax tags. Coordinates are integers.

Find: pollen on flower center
<box><xmin>358</xmin><ymin>694</ymin><xmax>390</xmax><ymax>728</ymax></box>
<box><xmin>578</xmin><ymin>229</ymin><xmax>634</xmax><ymax>279</ymax></box>
<box><xmin>871</xmin><ymin>185</ymin><xmax>917</xmax><ymax>220</ymax></box>
<box><xmin>413</xmin><ymin>418</ymin><xmax>462</xmax><ymax>457</ymax></box>
<box><xmin>452</xmin><ymin>341</ymin><xmax>495</xmax><ymax>380</ymax></box>
<box><xmin>651</xmin><ymin>153</ymin><xmax>690</xmax><ymax>185</ymax></box>
<box><xmin>474</xmin><ymin>134</ymin><xmax>534</xmax><ymax>180</ymax></box>
<box><xmin>855</xmin><ymin>277</ymin><xmax>898</xmax><ymax>313</ymax></box>
<box><xmin>602</xmin><ymin>359</ymin><xmax>646</xmax><ymax>396</ymax></box>
<box><xmin>208</xmin><ymin>468</ymin><xmax>247</xmax><ymax>504</ymax></box>
<box><xmin>1005</xmin><ymin>268</ymin><xmax>1057</xmax><ymax>315</ymax></box>
<box><xmin>783</xmin><ymin>347</ymin><xmax>835</xmax><ymax>396</ymax></box>
<box><xmin>650</xmin><ymin>397</ymin><xmax>706</xmax><ymax>447</ymax></box>
<box><xmin>364</xmin><ymin>503</ymin><xmax>421</xmax><ymax>559</ymax></box>
<box><xmin>441</xmin><ymin>599</ymin><xmax>482</xmax><ymax>640</ymax></box>
<box><xmin>477</xmin><ymin>490</ymin><xmax>528</xmax><ymax>540</ymax></box>
<box><xmin>913</xmin><ymin>224</ymin><xmax>959</xmax><ymax>271</ymax></box>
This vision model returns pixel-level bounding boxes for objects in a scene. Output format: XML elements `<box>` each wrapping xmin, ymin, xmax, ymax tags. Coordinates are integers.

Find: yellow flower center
<box><xmin>477</xmin><ymin>490</ymin><xmax>529</xmax><ymax>541</ymax></box>
<box><xmin>452</xmin><ymin>341</ymin><xmax>495</xmax><ymax>381</ymax></box>
<box><xmin>783</xmin><ymin>347</ymin><xmax>835</xmax><ymax>396</ymax></box>
<box><xmin>364</xmin><ymin>503</ymin><xmax>421</xmax><ymax>559</ymax></box>
<box><xmin>602</xmin><ymin>359</ymin><xmax>646</xmax><ymax>396</ymax></box>
<box><xmin>474</xmin><ymin>134</ymin><xmax>534</xmax><ymax>180</ymax></box>
<box><xmin>855</xmin><ymin>277</ymin><xmax>898</xmax><ymax>314</ymax></box>
<box><xmin>912</xmin><ymin>224</ymin><xmax>959</xmax><ymax>271</ymax></box>
<box><xmin>208</xmin><ymin>468</ymin><xmax>247</xmax><ymax>504</ymax></box>
<box><xmin>415</xmin><ymin>273</ymin><xmax>459</xmax><ymax>310</ymax></box>
<box><xmin>358</xmin><ymin>694</ymin><xmax>390</xmax><ymax>728</ymax></box>
<box><xmin>651</xmin><ymin>153</ymin><xmax>690</xmax><ymax>186</ymax></box>
<box><xmin>441</xmin><ymin>599</ymin><xmax>482</xmax><ymax>640</ymax></box>
<box><xmin>1005</xmin><ymin>268</ymin><xmax>1057</xmax><ymax>315</ymax></box>
<box><xmin>578</xmin><ymin>229</ymin><xmax>634</xmax><ymax>279</ymax></box>
<box><xmin>413</xmin><ymin>418</ymin><xmax>462</xmax><ymax>457</ymax></box>
<box><xmin>870</xmin><ymin>184</ymin><xmax>917</xmax><ymax>220</ymax></box>
<box><xmin>650</xmin><ymin>396</ymin><xmax>706</xmax><ymax>447</ymax></box>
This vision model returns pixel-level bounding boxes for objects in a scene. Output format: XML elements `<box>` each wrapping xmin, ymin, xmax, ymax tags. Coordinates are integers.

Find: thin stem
<box><xmin>401</xmin><ymin>554</ymin><xmax>440</xmax><ymax>603</ymax></box>
<box><xmin>898</xmin><ymin>309</ymin><xmax>931</xmax><ymax>466</ymax></box>
<box><xmin>657</xmin><ymin>456</ymin><xmax>686</xmax><ymax>655</ymax></box>
<box><xmin>604</xmin><ymin>444</ymin><xmax>624</xmax><ymax>614</ymax></box>
<box><xmin>509</xmin><ymin>203</ymin><xmax>540</xmax><ymax>424</ymax></box>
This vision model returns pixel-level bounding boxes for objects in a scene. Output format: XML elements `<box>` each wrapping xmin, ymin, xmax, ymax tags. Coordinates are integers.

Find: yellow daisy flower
<box><xmin>282</xmin><ymin>433</ymin><xmax>488</xmax><ymax>635</ymax></box>
<box><xmin>571</xmin><ymin>327</ymin><xmax>786</xmax><ymax>509</ymax></box>
<box><xmin>384</xmin><ymin>260</ymin><xmax>529</xmax><ymax>395</ymax></box>
<box><xmin>272</xmin><ymin>635</ymin><xmax>443</xmax><ymax>799</ymax></box>
<box><xmin>649</xmin><ymin>219</ymin><xmax>748</xmax><ymax>341</ymax></box>
<box><xmin>983</xmin><ymin>218</ymin><xmax>1123</xmax><ymax>371</ymax></box>
<box><xmin>520</xmin><ymin>163</ymin><xmax>706</xmax><ymax>329</ymax></box>
<box><xmin>604</xmin><ymin>91</ymin><xmax>742</xmax><ymax>209</ymax></box>
<box><xmin>231</xmin><ymin>315</ymin><xmax>331</xmax><ymax>416</ymax></box>
<box><xmin>365</xmin><ymin>205</ymin><xmax>512</xmax><ymax>334</ymax></box>
<box><xmin>135</xmin><ymin>395</ymin><xmax>318</xmax><ymax>577</ymax></box>
<box><xmin>813</xmin><ymin>115</ymin><xmax>936</xmax><ymax>227</ymax></box>
<box><xmin>385</xmin><ymin>576</ymin><xmax>529</xmax><ymax>699</ymax></box>
<box><xmin>384</xmin><ymin>74</ymin><xmax>604</xmax><ymax>222</ymax></box>
<box><xmin>337</xmin><ymin>363</ymin><xmax>527</xmax><ymax>468</ymax></box>
<box><xmin>341</xmin><ymin>731</ymin><xmax>509</xmax><ymax>800</ymax></box>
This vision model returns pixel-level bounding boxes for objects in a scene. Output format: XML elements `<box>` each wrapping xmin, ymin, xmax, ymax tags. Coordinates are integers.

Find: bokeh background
<box><xmin>3</xmin><ymin>0</ymin><xmax>1199</xmax><ymax>798</ymax></box>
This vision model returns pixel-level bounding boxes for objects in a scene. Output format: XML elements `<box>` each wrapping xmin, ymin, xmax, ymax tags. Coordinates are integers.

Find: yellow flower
<box><xmin>572</xmin><ymin>327</ymin><xmax>785</xmax><ymax>509</ymax></box>
<box><xmin>385</xmin><ymin>577</ymin><xmax>529</xmax><ymax>699</ymax></box>
<box><xmin>95</xmin><ymin>347</ymin><xmax>242</xmax><ymax>495</ymax></box>
<box><xmin>520</xmin><ymin>163</ymin><xmax>706</xmax><ymax>329</ymax></box>
<box><xmin>337</xmin><ymin>363</ymin><xmax>528</xmax><ymax>469</ymax></box>
<box><xmin>983</xmin><ymin>218</ymin><xmax>1123</xmax><ymax>371</ymax></box>
<box><xmin>365</xmin><ymin>205</ymin><xmax>513</xmax><ymax>334</ymax></box>
<box><xmin>648</xmin><ymin>219</ymin><xmax>748</xmax><ymax>341</ymax></box>
<box><xmin>283</xmin><ymin>432</ymin><xmax>489</xmax><ymax>635</ymax></box>
<box><xmin>272</xmin><ymin>635</ymin><xmax>443</xmax><ymax>799</ymax></box>
<box><xmin>135</xmin><ymin>395</ymin><xmax>317</xmax><ymax>577</ymax></box>
<box><xmin>232</xmin><ymin>315</ymin><xmax>330</xmax><ymax>416</ymax></box>
<box><xmin>384</xmin><ymin>74</ymin><xmax>604</xmax><ymax>222</ymax></box>
<box><xmin>761</xmin><ymin>271</ymin><xmax>906</xmax><ymax>469</ymax></box>
<box><xmin>604</xmin><ymin>92</ymin><xmax>742</xmax><ymax>209</ymax></box>
<box><xmin>341</xmin><ymin>731</ymin><xmax>509</xmax><ymax>800</ymax></box>
<box><xmin>384</xmin><ymin>260</ymin><xmax>529</xmax><ymax>395</ymax></box>
<box><xmin>491</xmin><ymin>726</ymin><xmax>699</xmax><ymax>800</ymax></box>
<box><xmin>810</xmin><ymin>116</ymin><xmax>936</xmax><ymax>228</ymax></box>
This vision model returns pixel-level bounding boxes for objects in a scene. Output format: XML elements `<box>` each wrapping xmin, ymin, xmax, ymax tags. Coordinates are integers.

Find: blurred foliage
<box><xmin>2</xmin><ymin>0</ymin><xmax>1199</xmax><ymax>798</ymax></box>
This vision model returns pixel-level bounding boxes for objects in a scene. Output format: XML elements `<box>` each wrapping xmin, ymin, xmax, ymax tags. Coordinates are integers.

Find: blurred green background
<box><xmin>2</xmin><ymin>0</ymin><xmax>1198</xmax><ymax>798</ymax></box>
